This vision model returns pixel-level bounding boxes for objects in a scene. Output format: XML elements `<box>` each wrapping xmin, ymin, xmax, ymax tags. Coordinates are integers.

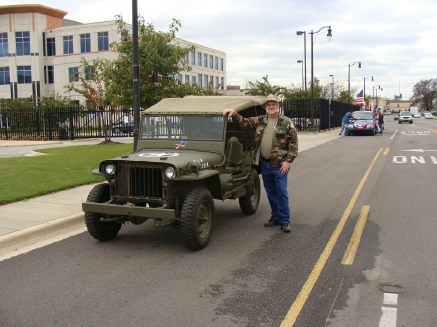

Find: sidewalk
<box><xmin>0</xmin><ymin>129</ymin><xmax>340</xmax><ymax>253</ymax></box>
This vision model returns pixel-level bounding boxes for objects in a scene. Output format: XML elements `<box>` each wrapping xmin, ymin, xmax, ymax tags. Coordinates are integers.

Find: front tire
<box><xmin>239</xmin><ymin>168</ymin><xmax>261</xmax><ymax>215</ymax></box>
<box><xmin>84</xmin><ymin>183</ymin><xmax>121</xmax><ymax>241</ymax></box>
<box><xmin>181</xmin><ymin>188</ymin><xmax>215</xmax><ymax>250</ymax></box>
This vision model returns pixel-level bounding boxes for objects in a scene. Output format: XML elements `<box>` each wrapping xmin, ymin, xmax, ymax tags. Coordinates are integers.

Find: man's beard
<box><xmin>266</xmin><ymin>108</ymin><xmax>279</xmax><ymax>115</ymax></box>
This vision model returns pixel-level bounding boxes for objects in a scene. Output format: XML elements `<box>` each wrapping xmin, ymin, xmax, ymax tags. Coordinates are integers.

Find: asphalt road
<box><xmin>0</xmin><ymin>118</ymin><xmax>436</xmax><ymax>327</ymax></box>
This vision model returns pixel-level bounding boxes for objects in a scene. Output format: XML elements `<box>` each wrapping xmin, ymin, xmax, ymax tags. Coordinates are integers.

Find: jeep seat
<box><xmin>226</xmin><ymin>136</ymin><xmax>244</xmax><ymax>167</ymax></box>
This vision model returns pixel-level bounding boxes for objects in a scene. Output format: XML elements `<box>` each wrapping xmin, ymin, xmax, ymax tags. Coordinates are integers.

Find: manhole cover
<box><xmin>379</xmin><ymin>284</ymin><xmax>405</xmax><ymax>293</ymax></box>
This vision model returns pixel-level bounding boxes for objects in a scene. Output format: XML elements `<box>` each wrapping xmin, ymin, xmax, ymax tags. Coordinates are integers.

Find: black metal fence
<box><xmin>282</xmin><ymin>98</ymin><xmax>357</xmax><ymax>132</ymax></box>
<box><xmin>0</xmin><ymin>99</ymin><xmax>358</xmax><ymax>140</ymax></box>
<box><xmin>0</xmin><ymin>106</ymin><xmax>134</xmax><ymax>140</ymax></box>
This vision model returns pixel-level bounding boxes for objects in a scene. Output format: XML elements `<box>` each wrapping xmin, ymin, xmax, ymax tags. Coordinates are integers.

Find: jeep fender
<box><xmin>174</xmin><ymin>170</ymin><xmax>224</xmax><ymax>200</ymax></box>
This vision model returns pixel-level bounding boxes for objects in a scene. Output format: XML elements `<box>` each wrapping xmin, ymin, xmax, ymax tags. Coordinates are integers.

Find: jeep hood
<box><xmin>109</xmin><ymin>149</ymin><xmax>224</xmax><ymax>167</ymax></box>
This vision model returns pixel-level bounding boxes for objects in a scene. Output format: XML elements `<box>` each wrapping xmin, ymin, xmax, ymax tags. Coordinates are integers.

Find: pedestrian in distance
<box><xmin>378</xmin><ymin>110</ymin><xmax>384</xmax><ymax>135</ymax></box>
<box><xmin>223</xmin><ymin>94</ymin><xmax>298</xmax><ymax>233</ymax></box>
<box><xmin>339</xmin><ymin>110</ymin><xmax>353</xmax><ymax>136</ymax></box>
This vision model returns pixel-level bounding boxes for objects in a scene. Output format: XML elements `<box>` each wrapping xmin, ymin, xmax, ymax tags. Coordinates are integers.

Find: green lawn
<box><xmin>0</xmin><ymin>143</ymin><xmax>133</xmax><ymax>204</ymax></box>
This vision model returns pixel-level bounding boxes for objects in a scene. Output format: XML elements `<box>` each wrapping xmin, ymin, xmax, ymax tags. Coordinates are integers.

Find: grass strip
<box><xmin>0</xmin><ymin>143</ymin><xmax>133</xmax><ymax>204</ymax></box>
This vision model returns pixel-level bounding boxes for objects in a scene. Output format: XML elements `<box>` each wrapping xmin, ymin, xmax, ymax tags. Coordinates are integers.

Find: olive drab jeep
<box><xmin>82</xmin><ymin>96</ymin><xmax>266</xmax><ymax>250</ymax></box>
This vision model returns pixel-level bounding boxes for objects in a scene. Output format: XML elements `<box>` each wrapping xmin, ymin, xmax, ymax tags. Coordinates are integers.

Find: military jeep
<box><xmin>82</xmin><ymin>96</ymin><xmax>266</xmax><ymax>250</ymax></box>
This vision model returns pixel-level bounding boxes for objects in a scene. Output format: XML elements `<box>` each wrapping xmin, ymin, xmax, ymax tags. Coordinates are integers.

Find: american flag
<box><xmin>355</xmin><ymin>90</ymin><xmax>365</xmax><ymax>106</ymax></box>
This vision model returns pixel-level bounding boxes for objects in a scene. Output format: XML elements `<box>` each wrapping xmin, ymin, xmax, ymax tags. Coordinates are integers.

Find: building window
<box><xmin>0</xmin><ymin>67</ymin><xmax>10</xmax><ymax>85</ymax></box>
<box><xmin>215</xmin><ymin>56</ymin><xmax>219</xmax><ymax>70</ymax></box>
<box><xmin>17</xmin><ymin>65</ymin><xmax>31</xmax><ymax>84</ymax></box>
<box><xmin>184</xmin><ymin>53</ymin><xmax>189</xmax><ymax>64</ymax></box>
<box><xmin>220</xmin><ymin>58</ymin><xmax>224</xmax><ymax>71</ymax></box>
<box><xmin>46</xmin><ymin>37</ymin><xmax>56</xmax><ymax>56</ymax></box>
<box><xmin>215</xmin><ymin>76</ymin><xmax>219</xmax><ymax>88</ymax></box>
<box><xmin>198</xmin><ymin>73</ymin><xmax>202</xmax><ymax>86</ymax></box>
<box><xmin>221</xmin><ymin>77</ymin><xmax>224</xmax><ymax>90</ymax></box>
<box><xmin>204</xmin><ymin>53</ymin><xmax>208</xmax><ymax>68</ymax></box>
<box><xmin>204</xmin><ymin>74</ymin><xmax>208</xmax><ymax>87</ymax></box>
<box><xmin>191</xmin><ymin>50</ymin><xmax>195</xmax><ymax>66</ymax></box>
<box><xmin>63</xmin><ymin>35</ymin><xmax>73</xmax><ymax>54</ymax></box>
<box><xmin>68</xmin><ymin>67</ymin><xmax>79</xmax><ymax>82</ymax></box>
<box><xmin>84</xmin><ymin>66</ymin><xmax>95</xmax><ymax>80</ymax></box>
<box><xmin>44</xmin><ymin>66</ymin><xmax>54</xmax><ymax>84</ymax></box>
<box><xmin>98</xmin><ymin>31</ymin><xmax>109</xmax><ymax>51</ymax></box>
<box><xmin>80</xmin><ymin>33</ymin><xmax>91</xmax><ymax>53</ymax></box>
<box><xmin>210</xmin><ymin>75</ymin><xmax>214</xmax><ymax>87</ymax></box>
<box><xmin>0</xmin><ymin>33</ymin><xmax>9</xmax><ymax>57</ymax></box>
<box><xmin>209</xmin><ymin>55</ymin><xmax>213</xmax><ymax>69</ymax></box>
<box><xmin>16</xmin><ymin>31</ymin><xmax>30</xmax><ymax>56</ymax></box>
<box><xmin>191</xmin><ymin>75</ymin><xmax>196</xmax><ymax>84</ymax></box>
<box><xmin>185</xmin><ymin>74</ymin><xmax>189</xmax><ymax>84</ymax></box>
<box><xmin>197</xmin><ymin>52</ymin><xmax>202</xmax><ymax>66</ymax></box>
<box><xmin>178</xmin><ymin>74</ymin><xmax>182</xmax><ymax>82</ymax></box>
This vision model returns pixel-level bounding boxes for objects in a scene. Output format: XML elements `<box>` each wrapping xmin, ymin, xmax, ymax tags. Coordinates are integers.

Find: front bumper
<box><xmin>82</xmin><ymin>202</ymin><xmax>176</xmax><ymax>219</ymax></box>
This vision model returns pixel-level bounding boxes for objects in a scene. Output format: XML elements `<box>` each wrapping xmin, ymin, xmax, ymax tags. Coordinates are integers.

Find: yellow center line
<box><xmin>383</xmin><ymin>148</ymin><xmax>389</xmax><ymax>156</ymax></box>
<box><xmin>342</xmin><ymin>205</ymin><xmax>370</xmax><ymax>265</ymax></box>
<box><xmin>280</xmin><ymin>148</ymin><xmax>383</xmax><ymax>327</ymax></box>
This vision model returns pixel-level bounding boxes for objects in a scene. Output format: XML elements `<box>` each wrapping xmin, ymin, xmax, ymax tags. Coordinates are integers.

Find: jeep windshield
<box><xmin>141</xmin><ymin>115</ymin><xmax>225</xmax><ymax>141</ymax></box>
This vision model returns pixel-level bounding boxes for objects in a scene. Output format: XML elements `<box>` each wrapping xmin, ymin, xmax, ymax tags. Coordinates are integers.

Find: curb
<box><xmin>0</xmin><ymin>213</ymin><xmax>84</xmax><ymax>252</ymax></box>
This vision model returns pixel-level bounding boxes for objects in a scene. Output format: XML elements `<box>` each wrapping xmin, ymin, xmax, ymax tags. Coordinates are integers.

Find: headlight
<box><xmin>104</xmin><ymin>163</ymin><xmax>116</xmax><ymax>176</ymax></box>
<box><xmin>164</xmin><ymin>166</ymin><xmax>176</xmax><ymax>180</ymax></box>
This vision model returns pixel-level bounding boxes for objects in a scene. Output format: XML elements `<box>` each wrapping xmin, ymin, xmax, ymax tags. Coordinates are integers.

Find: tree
<box><xmin>243</xmin><ymin>75</ymin><xmax>285</xmax><ymax>96</ymax></box>
<box><xmin>410</xmin><ymin>79</ymin><xmax>437</xmax><ymax>111</ymax></box>
<box><xmin>98</xmin><ymin>16</ymin><xmax>195</xmax><ymax>108</ymax></box>
<box><xmin>65</xmin><ymin>57</ymin><xmax>110</xmax><ymax>107</ymax></box>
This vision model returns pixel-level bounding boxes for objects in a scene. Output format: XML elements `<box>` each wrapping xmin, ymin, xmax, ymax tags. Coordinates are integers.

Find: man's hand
<box><xmin>223</xmin><ymin>109</ymin><xmax>236</xmax><ymax>117</ymax></box>
<box><xmin>280</xmin><ymin>161</ymin><xmax>291</xmax><ymax>174</ymax></box>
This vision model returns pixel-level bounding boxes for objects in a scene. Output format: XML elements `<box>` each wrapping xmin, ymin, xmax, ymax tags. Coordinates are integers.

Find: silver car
<box><xmin>398</xmin><ymin>111</ymin><xmax>413</xmax><ymax>124</ymax></box>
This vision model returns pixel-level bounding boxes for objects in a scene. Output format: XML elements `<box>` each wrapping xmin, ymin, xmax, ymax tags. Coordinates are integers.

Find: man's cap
<box><xmin>262</xmin><ymin>94</ymin><xmax>281</xmax><ymax>105</ymax></box>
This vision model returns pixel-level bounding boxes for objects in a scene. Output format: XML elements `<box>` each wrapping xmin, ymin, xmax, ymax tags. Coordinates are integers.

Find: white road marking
<box><xmin>379</xmin><ymin>293</ymin><xmax>398</xmax><ymax>327</ymax></box>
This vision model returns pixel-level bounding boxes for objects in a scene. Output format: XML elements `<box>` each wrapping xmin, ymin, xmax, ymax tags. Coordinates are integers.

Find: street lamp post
<box><xmin>309</xmin><ymin>25</ymin><xmax>332</xmax><ymax>131</ymax></box>
<box><xmin>375</xmin><ymin>85</ymin><xmax>383</xmax><ymax>109</ymax></box>
<box><xmin>296</xmin><ymin>31</ymin><xmax>307</xmax><ymax>91</ymax></box>
<box><xmin>297</xmin><ymin>60</ymin><xmax>304</xmax><ymax>90</ymax></box>
<box><xmin>363</xmin><ymin>76</ymin><xmax>373</xmax><ymax>109</ymax></box>
<box><xmin>329</xmin><ymin>74</ymin><xmax>334</xmax><ymax>129</ymax></box>
<box><xmin>329</xmin><ymin>74</ymin><xmax>334</xmax><ymax>98</ymax></box>
<box><xmin>347</xmin><ymin>61</ymin><xmax>361</xmax><ymax>104</ymax></box>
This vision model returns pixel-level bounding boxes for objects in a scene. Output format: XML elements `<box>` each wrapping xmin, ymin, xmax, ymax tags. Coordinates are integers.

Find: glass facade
<box><xmin>98</xmin><ymin>31</ymin><xmax>109</xmax><ymax>51</ymax></box>
<box><xmin>63</xmin><ymin>35</ymin><xmax>73</xmax><ymax>54</ymax></box>
<box><xmin>16</xmin><ymin>31</ymin><xmax>30</xmax><ymax>56</ymax></box>
<box><xmin>80</xmin><ymin>33</ymin><xmax>91</xmax><ymax>53</ymax></box>
<box><xmin>0</xmin><ymin>67</ymin><xmax>10</xmax><ymax>85</ymax></box>
<box><xmin>68</xmin><ymin>67</ymin><xmax>79</xmax><ymax>82</ymax></box>
<box><xmin>17</xmin><ymin>65</ymin><xmax>31</xmax><ymax>84</ymax></box>
<box><xmin>0</xmin><ymin>32</ymin><xmax>8</xmax><ymax>57</ymax></box>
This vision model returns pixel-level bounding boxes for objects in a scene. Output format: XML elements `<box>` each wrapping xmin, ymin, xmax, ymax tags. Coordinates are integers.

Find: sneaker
<box><xmin>264</xmin><ymin>219</ymin><xmax>280</xmax><ymax>227</ymax></box>
<box><xmin>280</xmin><ymin>224</ymin><xmax>291</xmax><ymax>233</ymax></box>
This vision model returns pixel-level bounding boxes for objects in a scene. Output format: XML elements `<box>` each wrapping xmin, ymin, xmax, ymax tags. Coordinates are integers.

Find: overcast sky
<box><xmin>4</xmin><ymin>0</ymin><xmax>437</xmax><ymax>99</ymax></box>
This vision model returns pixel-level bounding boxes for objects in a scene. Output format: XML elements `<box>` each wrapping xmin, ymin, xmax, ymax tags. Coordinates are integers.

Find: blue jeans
<box><xmin>261</xmin><ymin>159</ymin><xmax>290</xmax><ymax>224</ymax></box>
<box><xmin>339</xmin><ymin>122</ymin><xmax>348</xmax><ymax>135</ymax></box>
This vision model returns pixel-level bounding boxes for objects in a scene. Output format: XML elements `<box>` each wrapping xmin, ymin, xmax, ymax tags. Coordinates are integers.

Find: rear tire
<box><xmin>84</xmin><ymin>183</ymin><xmax>121</xmax><ymax>241</ymax></box>
<box><xmin>181</xmin><ymin>188</ymin><xmax>215</xmax><ymax>250</ymax></box>
<box><xmin>239</xmin><ymin>168</ymin><xmax>261</xmax><ymax>215</ymax></box>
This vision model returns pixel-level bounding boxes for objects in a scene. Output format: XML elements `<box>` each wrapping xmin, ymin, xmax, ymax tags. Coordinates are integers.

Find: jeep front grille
<box><xmin>114</xmin><ymin>162</ymin><xmax>163</xmax><ymax>198</ymax></box>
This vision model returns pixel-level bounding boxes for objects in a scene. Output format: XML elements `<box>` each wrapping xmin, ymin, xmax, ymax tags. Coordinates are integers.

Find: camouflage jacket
<box><xmin>234</xmin><ymin>114</ymin><xmax>298</xmax><ymax>166</ymax></box>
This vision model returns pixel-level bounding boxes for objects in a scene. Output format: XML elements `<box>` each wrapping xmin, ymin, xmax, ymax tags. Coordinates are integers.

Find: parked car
<box><xmin>112</xmin><ymin>122</ymin><xmax>134</xmax><ymax>134</ymax></box>
<box><xmin>424</xmin><ymin>111</ymin><xmax>433</xmax><ymax>119</ymax></box>
<box><xmin>82</xmin><ymin>96</ymin><xmax>264</xmax><ymax>250</ymax></box>
<box><xmin>413</xmin><ymin>112</ymin><xmax>421</xmax><ymax>118</ymax></box>
<box><xmin>398</xmin><ymin>111</ymin><xmax>413</xmax><ymax>124</ymax></box>
<box><xmin>346</xmin><ymin>111</ymin><xmax>378</xmax><ymax>136</ymax></box>
<box><xmin>383</xmin><ymin>109</ymin><xmax>391</xmax><ymax>115</ymax></box>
